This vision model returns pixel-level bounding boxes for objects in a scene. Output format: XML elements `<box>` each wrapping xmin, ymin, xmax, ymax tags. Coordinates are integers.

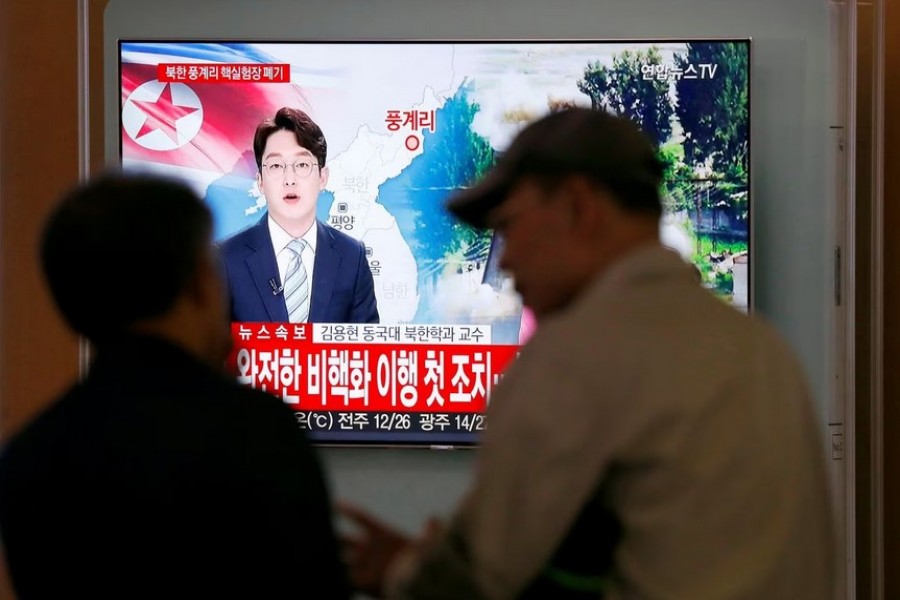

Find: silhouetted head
<box><xmin>41</xmin><ymin>172</ymin><xmax>230</xmax><ymax>362</ymax></box>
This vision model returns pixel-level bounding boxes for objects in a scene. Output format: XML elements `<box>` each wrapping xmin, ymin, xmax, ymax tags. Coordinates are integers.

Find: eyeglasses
<box><xmin>262</xmin><ymin>159</ymin><xmax>319</xmax><ymax>179</ymax></box>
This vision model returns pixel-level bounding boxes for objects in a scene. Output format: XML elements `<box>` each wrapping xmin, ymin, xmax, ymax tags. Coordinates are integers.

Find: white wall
<box><xmin>103</xmin><ymin>0</ymin><xmax>838</xmax><ymax>533</ymax></box>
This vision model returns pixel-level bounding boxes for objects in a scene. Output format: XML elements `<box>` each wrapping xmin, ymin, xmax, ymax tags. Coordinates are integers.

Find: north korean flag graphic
<box><xmin>120</xmin><ymin>44</ymin><xmax>312</xmax><ymax>178</ymax></box>
<box><xmin>122</xmin><ymin>80</ymin><xmax>203</xmax><ymax>152</ymax></box>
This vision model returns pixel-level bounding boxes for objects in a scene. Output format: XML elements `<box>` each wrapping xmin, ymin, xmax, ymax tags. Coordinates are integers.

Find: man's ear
<box><xmin>319</xmin><ymin>165</ymin><xmax>330</xmax><ymax>191</ymax></box>
<box><xmin>186</xmin><ymin>252</ymin><xmax>218</xmax><ymax>307</ymax></box>
<box><xmin>562</xmin><ymin>175</ymin><xmax>609</xmax><ymax>237</ymax></box>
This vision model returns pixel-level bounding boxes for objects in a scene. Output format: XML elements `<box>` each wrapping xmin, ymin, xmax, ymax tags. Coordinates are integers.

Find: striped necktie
<box><xmin>283</xmin><ymin>238</ymin><xmax>310</xmax><ymax>323</ymax></box>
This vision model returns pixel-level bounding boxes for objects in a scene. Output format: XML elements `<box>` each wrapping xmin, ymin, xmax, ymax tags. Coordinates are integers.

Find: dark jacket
<box><xmin>219</xmin><ymin>216</ymin><xmax>379</xmax><ymax>324</ymax></box>
<box><xmin>0</xmin><ymin>334</ymin><xmax>349</xmax><ymax>599</ymax></box>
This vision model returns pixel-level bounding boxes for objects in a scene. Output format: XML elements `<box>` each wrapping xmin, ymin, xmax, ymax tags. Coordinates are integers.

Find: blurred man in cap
<box><xmin>341</xmin><ymin>108</ymin><xmax>833</xmax><ymax>600</ymax></box>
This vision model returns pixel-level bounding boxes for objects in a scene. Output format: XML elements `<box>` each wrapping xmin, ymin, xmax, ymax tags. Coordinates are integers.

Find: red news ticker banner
<box><xmin>157</xmin><ymin>63</ymin><xmax>291</xmax><ymax>83</ymax></box>
<box><xmin>226</xmin><ymin>323</ymin><xmax>521</xmax><ymax>414</ymax></box>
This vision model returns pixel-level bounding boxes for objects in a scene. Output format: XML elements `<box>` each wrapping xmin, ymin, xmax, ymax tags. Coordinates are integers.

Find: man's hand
<box><xmin>337</xmin><ymin>501</ymin><xmax>413</xmax><ymax>598</ymax></box>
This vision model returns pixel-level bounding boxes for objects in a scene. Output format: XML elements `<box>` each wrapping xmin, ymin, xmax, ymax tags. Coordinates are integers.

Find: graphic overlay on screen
<box><xmin>119</xmin><ymin>40</ymin><xmax>750</xmax><ymax>445</ymax></box>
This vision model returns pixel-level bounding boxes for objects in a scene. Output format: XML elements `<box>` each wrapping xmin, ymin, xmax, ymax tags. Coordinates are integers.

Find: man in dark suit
<box><xmin>219</xmin><ymin>107</ymin><xmax>379</xmax><ymax>324</ymax></box>
<box><xmin>0</xmin><ymin>174</ymin><xmax>350</xmax><ymax>599</ymax></box>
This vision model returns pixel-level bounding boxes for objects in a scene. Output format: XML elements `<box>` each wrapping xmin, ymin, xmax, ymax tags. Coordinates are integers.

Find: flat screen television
<box><xmin>118</xmin><ymin>39</ymin><xmax>751</xmax><ymax>446</ymax></box>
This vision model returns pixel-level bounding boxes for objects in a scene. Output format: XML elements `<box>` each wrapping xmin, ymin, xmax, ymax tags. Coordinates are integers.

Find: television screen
<box><xmin>118</xmin><ymin>39</ymin><xmax>750</xmax><ymax>446</ymax></box>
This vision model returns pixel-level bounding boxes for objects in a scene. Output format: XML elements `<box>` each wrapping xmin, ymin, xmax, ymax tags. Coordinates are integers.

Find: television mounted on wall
<box><xmin>118</xmin><ymin>38</ymin><xmax>751</xmax><ymax>446</ymax></box>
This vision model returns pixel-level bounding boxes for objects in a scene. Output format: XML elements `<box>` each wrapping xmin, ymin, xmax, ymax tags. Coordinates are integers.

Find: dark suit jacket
<box><xmin>218</xmin><ymin>216</ymin><xmax>379</xmax><ymax>323</ymax></box>
<box><xmin>0</xmin><ymin>334</ymin><xmax>350</xmax><ymax>599</ymax></box>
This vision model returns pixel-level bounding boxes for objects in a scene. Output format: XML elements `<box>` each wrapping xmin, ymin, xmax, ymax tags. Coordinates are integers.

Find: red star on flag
<box><xmin>132</xmin><ymin>83</ymin><xmax>200</xmax><ymax>143</ymax></box>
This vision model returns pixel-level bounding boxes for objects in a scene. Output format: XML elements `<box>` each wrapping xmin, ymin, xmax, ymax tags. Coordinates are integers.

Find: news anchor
<box><xmin>218</xmin><ymin>107</ymin><xmax>379</xmax><ymax>324</ymax></box>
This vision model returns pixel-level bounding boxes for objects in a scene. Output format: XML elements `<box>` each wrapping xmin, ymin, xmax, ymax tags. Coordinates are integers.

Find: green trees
<box><xmin>674</xmin><ymin>42</ymin><xmax>749</xmax><ymax>240</ymax></box>
<box><xmin>576</xmin><ymin>41</ymin><xmax>750</xmax><ymax>291</ymax></box>
<box><xmin>575</xmin><ymin>41</ymin><xmax>749</xmax><ymax>209</ymax></box>
<box><xmin>576</xmin><ymin>42</ymin><xmax>748</xmax><ymax>181</ymax></box>
<box><xmin>675</xmin><ymin>42</ymin><xmax>749</xmax><ymax>185</ymax></box>
<box><xmin>577</xmin><ymin>47</ymin><xmax>673</xmax><ymax>146</ymax></box>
